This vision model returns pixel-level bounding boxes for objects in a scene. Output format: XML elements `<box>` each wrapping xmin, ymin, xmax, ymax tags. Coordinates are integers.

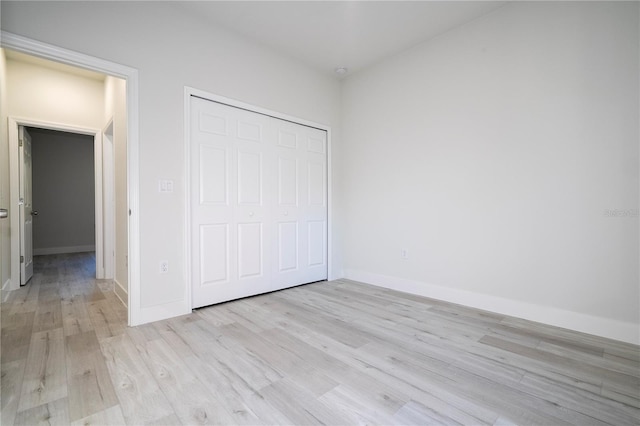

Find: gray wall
<box><xmin>30</xmin><ymin>127</ymin><xmax>95</xmax><ymax>254</ymax></box>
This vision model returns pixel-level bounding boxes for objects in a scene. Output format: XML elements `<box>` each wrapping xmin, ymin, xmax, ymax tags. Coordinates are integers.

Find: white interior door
<box><xmin>191</xmin><ymin>96</ymin><xmax>327</xmax><ymax>308</ymax></box>
<box><xmin>19</xmin><ymin>126</ymin><xmax>34</xmax><ymax>285</ymax></box>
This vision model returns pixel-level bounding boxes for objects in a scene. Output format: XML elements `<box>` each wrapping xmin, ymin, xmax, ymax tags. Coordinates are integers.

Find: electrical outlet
<box><xmin>401</xmin><ymin>249</ymin><xmax>409</xmax><ymax>260</ymax></box>
<box><xmin>160</xmin><ymin>260</ymin><xmax>169</xmax><ymax>274</ymax></box>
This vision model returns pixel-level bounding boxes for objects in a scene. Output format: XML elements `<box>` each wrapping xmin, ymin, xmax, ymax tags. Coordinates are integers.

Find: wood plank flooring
<box><xmin>2</xmin><ymin>253</ymin><xmax>639</xmax><ymax>425</ymax></box>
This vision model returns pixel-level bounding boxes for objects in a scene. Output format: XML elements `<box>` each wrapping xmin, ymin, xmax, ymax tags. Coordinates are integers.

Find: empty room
<box><xmin>0</xmin><ymin>1</ymin><xmax>638</xmax><ymax>425</ymax></box>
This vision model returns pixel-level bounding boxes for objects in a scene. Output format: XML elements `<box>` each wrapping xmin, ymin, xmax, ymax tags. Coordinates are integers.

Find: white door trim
<box><xmin>102</xmin><ymin>119</ymin><xmax>115</xmax><ymax>280</ymax></box>
<box><xmin>2</xmin><ymin>31</ymin><xmax>141</xmax><ymax>326</ymax></box>
<box><xmin>8</xmin><ymin>119</ymin><xmax>104</xmax><ymax>287</ymax></box>
<box><xmin>184</xmin><ymin>86</ymin><xmax>334</xmax><ymax>310</ymax></box>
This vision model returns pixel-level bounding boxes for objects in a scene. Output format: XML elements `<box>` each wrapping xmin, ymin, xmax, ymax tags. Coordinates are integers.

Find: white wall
<box><xmin>6</xmin><ymin>59</ymin><xmax>104</xmax><ymax>129</ymax></box>
<box><xmin>342</xmin><ymin>2</ymin><xmax>639</xmax><ymax>343</ymax></box>
<box><xmin>0</xmin><ymin>49</ymin><xmax>10</xmax><ymax>295</ymax></box>
<box><xmin>104</xmin><ymin>76</ymin><xmax>128</xmax><ymax>304</ymax></box>
<box><xmin>30</xmin><ymin>128</ymin><xmax>95</xmax><ymax>254</ymax></box>
<box><xmin>1</xmin><ymin>1</ymin><xmax>342</xmax><ymax>323</ymax></box>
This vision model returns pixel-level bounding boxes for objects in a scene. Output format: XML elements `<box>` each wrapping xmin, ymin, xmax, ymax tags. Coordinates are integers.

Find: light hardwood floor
<box><xmin>1</xmin><ymin>253</ymin><xmax>639</xmax><ymax>425</ymax></box>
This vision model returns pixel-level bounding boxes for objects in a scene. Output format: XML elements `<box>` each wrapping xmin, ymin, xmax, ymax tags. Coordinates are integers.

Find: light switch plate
<box><xmin>158</xmin><ymin>179</ymin><xmax>174</xmax><ymax>193</ymax></box>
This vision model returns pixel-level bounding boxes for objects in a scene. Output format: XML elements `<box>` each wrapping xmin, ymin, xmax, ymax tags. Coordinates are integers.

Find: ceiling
<box><xmin>175</xmin><ymin>1</ymin><xmax>507</xmax><ymax>78</ymax></box>
<box><xmin>5</xmin><ymin>2</ymin><xmax>507</xmax><ymax>80</ymax></box>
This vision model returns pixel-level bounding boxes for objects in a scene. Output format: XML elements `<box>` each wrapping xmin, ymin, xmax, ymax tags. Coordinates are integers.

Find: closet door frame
<box><xmin>184</xmin><ymin>86</ymin><xmax>334</xmax><ymax>310</ymax></box>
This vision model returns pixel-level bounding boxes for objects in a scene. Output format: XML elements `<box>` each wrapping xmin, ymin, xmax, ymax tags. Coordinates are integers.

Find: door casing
<box><xmin>8</xmin><ymin>119</ymin><xmax>106</xmax><ymax>288</ymax></box>
<box><xmin>102</xmin><ymin>119</ymin><xmax>115</xmax><ymax>280</ymax></box>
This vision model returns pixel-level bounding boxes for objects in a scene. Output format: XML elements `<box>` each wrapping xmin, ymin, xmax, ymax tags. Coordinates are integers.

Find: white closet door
<box><xmin>191</xmin><ymin>96</ymin><xmax>327</xmax><ymax>308</ymax></box>
<box><xmin>272</xmin><ymin>120</ymin><xmax>327</xmax><ymax>287</ymax></box>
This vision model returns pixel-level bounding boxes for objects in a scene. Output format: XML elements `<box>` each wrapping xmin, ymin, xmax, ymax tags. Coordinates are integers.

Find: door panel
<box><xmin>278</xmin><ymin>130</ymin><xmax>297</xmax><ymax>149</ymax></box>
<box><xmin>278</xmin><ymin>158</ymin><xmax>298</xmax><ymax>206</ymax></box>
<box><xmin>191</xmin><ymin>96</ymin><xmax>327</xmax><ymax>308</ymax></box>
<box><xmin>199</xmin><ymin>112</ymin><xmax>227</xmax><ymax>135</ymax></box>
<box><xmin>237</xmin><ymin>151</ymin><xmax>262</xmax><ymax>205</ymax></box>
<box><xmin>199</xmin><ymin>146</ymin><xmax>228</xmax><ymax>205</ymax></box>
<box><xmin>308</xmin><ymin>135</ymin><xmax>326</xmax><ymax>154</ymax></box>
<box><xmin>278</xmin><ymin>221</ymin><xmax>298</xmax><ymax>272</ymax></box>
<box><xmin>308</xmin><ymin>162</ymin><xmax>325</xmax><ymax>206</ymax></box>
<box><xmin>19</xmin><ymin>126</ymin><xmax>34</xmax><ymax>285</ymax></box>
<box><xmin>200</xmin><ymin>224</ymin><xmax>229</xmax><ymax>285</ymax></box>
<box><xmin>308</xmin><ymin>220</ymin><xmax>325</xmax><ymax>267</ymax></box>
<box><xmin>237</xmin><ymin>222</ymin><xmax>263</xmax><ymax>279</ymax></box>
<box><xmin>237</xmin><ymin>120</ymin><xmax>262</xmax><ymax>142</ymax></box>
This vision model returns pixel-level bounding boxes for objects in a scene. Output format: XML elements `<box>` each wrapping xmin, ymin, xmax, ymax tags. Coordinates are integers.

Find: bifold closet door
<box><xmin>271</xmin><ymin>118</ymin><xmax>328</xmax><ymax>289</ymax></box>
<box><xmin>190</xmin><ymin>96</ymin><xmax>327</xmax><ymax>308</ymax></box>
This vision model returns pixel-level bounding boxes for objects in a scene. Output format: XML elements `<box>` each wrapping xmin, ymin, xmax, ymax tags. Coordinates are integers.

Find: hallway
<box><xmin>1</xmin><ymin>253</ymin><xmax>127</xmax><ymax>424</ymax></box>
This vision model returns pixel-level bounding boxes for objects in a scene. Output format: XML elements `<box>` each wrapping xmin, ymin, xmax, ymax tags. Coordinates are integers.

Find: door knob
<box><xmin>0</xmin><ymin>209</ymin><xmax>7</xmax><ymax>219</ymax></box>
<box><xmin>31</xmin><ymin>210</ymin><xmax>38</xmax><ymax>216</ymax></box>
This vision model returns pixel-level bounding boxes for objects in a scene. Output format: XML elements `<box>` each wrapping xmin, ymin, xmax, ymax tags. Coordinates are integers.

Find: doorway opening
<box><xmin>5</xmin><ymin>49</ymin><xmax>129</xmax><ymax>316</ymax></box>
<box><xmin>28</xmin><ymin>127</ymin><xmax>97</xmax><ymax>260</ymax></box>
<box><xmin>1</xmin><ymin>31</ymin><xmax>139</xmax><ymax>325</ymax></box>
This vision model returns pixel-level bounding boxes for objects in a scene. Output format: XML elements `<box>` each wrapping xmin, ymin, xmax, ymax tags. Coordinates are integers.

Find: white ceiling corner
<box><xmin>175</xmin><ymin>1</ymin><xmax>508</xmax><ymax>78</ymax></box>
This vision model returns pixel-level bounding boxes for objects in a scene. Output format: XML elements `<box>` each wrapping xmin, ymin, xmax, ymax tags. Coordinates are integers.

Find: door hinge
<box><xmin>19</xmin><ymin>138</ymin><xmax>23</xmax><ymax>147</ymax></box>
<box><xmin>20</xmin><ymin>255</ymin><xmax>24</xmax><ymax>263</ymax></box>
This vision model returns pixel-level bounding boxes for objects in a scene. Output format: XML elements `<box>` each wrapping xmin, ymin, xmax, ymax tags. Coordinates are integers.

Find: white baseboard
<box><xmin>134</xmin><ymin>299</ymin><xmax>191</xmax><ymax>326</ymax></box>
<box><xmin>34</xmin><ymin>245</ymin><xmax>96</xmax><ymax>256</ymax></box>
<box><xmin>114</xmin><ymin>279</ymin><xmax>128</xmax><ymax>308</ymax></box>
<box><xmin>344</xmin><ymin>269</ymin><xmax>640</xmax><ymax>345</ymax></box>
